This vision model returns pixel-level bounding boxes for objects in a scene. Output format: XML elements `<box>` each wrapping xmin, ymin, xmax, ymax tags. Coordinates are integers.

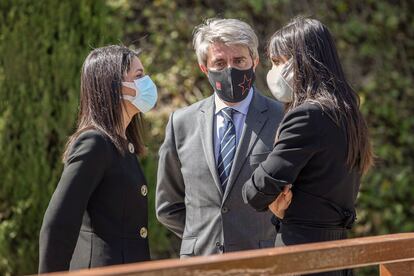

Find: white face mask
<box><xmin>266</xmin><ymin>61</ymin><xmax>294</xmax><ymax>103</ymax></box>
<box><xmin>122</xmin><ymin>75</ymin><xmax>158</xmax><ymax>113</ymax></box>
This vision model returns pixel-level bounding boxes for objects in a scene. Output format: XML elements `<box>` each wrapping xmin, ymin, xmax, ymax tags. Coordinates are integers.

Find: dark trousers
<box><xmin>275</xmin><ymin>223</ymin><xmax>353</xmax><ymax>276</ymax></box>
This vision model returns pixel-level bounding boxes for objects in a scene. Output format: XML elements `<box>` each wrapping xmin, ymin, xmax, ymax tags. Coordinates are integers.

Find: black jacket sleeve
<box><xmin>243</xmin><ymin>104</ymin><xmax>322</xmax><ymax>211</ymax></box>
<box><xmin>39</xmin><ymin>131</ymin><xmax>110</xmax><ymax>273</ymax></box>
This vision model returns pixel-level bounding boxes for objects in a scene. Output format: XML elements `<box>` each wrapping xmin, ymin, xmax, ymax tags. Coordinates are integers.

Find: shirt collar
<box><xmin>214</xmin><ymin>87</ymin><xmax>254</xmax><ymax>115</ymax></box>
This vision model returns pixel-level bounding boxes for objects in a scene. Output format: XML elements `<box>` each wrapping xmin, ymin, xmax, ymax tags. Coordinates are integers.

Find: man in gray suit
<box><xmin>156</xmin><ymin>18</ymin><xmax>284</xmax><ymax>257</ymax></box>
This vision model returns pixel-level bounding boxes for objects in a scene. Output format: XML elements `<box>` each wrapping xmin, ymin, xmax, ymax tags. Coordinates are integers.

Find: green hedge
<box><xmin>0</xmin><ymin>0</ymin><xmax>122</xmax><ymax>274</ymax></box>
<box><xmin>0</xmin><ymin>0</ymin><xmax>413</xmax><ymax>275</ymax></box>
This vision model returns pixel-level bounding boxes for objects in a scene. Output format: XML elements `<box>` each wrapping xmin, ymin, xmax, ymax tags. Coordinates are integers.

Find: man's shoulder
<box><xmin>173</xmin><ymin>95</ymin><xmax>213</xmax><ymax>121</ymax></box>
<box><xmin>253</xmin><ymin>89</ymin><xmax>284</xmax><ymax>118</ymax></box>
<box><xmin>255</xmin><ymin>89</ymin><xmax>282</xmax><ymax>107</ymax></box>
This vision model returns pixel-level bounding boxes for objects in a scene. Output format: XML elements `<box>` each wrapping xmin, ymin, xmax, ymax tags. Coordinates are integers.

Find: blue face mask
<box><xmin>122</xmin><ymin>75</ymin><xmax>158</xmax><ymax>113</ymax></box>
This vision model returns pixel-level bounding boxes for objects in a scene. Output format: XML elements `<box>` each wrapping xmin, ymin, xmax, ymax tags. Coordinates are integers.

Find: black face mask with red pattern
<box><xmin>207</xmin><ymin>66</ymin><xmax>255</xmax><ymax>103</ymax></box>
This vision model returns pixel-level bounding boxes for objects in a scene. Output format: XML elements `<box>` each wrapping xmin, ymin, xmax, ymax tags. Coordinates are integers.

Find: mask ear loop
<box><xmin>121</xmin><ymin>81</ymin><xmax>140</xmax><ymax>101</ymax></box>
<box><xmin>121</xmin><ymin>95</ymin><xmax>135</xmax><ymax>101</ymax></box>
<box><xmin>122</xmin><ymin>82</ymin><xmax>136</xmax><ymax>90</ymax></box>
<box><xmin>281</xmin><ymin>59</ymin><xmax>294</xmax><ymax>90</ymax></box>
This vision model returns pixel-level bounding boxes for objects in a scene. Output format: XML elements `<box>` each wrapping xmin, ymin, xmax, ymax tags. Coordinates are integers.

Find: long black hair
<box><xmin>268</xmin><ymin>17</ymin><xmax>373</xmax><ymax>174</ymax></box>
<box><xmin>63</xmin><ymin>45</ymin><xmax>145</xmax><ymax>161</ymax></box>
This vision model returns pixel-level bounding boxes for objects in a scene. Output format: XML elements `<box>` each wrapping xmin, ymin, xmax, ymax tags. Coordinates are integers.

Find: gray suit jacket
<box><xmin>156</xmin><ymin>89</ymin><xmax>284</xmax><ymax>257</ymax></box>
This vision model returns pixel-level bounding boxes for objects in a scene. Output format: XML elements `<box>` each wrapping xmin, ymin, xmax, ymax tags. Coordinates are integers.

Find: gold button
<box><xmin>140</xmin><ymin>227</ymin><xmax>148</xmax><ymax>238</ymax></box>
<box><xmin>128</xmin><ymin>143</ymin><xmax>134</xmax><ymax>153</ymax></box>
<box><xmin>141</xmin><ymin>185</ymin><xmax>148</xmax><ymax>196</ymax></box>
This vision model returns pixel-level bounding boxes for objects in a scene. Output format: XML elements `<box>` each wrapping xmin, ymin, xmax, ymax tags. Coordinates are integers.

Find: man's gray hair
<box><xmin>192</xmin><ymin>18</ymin><xmax>259</xmax><ymax>66</ymax></box>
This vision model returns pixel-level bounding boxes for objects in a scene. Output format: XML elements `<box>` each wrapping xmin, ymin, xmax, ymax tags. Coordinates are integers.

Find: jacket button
<box><xmin>221</xmin><ymin>207</ymin><xmax>229</xmax><ymax>213</ymax></box>
<box><xmin>141</xmin><ymin>185</ymin><xmax>148</xmax><ymax>196</ymax></box>
<box><xmin>216</xmin><ymin>242</ymin><xmax>224</xmax><ymax>252</ymax></box>
<box><xmin>140</xmin><ymin>227</ymin><xmax>148</xmax><ymax>239</ymax></box>
<box><xmin>128</xmin><ymin>142</ymin><xmax>135</xmax><ymax>153</ymax></box>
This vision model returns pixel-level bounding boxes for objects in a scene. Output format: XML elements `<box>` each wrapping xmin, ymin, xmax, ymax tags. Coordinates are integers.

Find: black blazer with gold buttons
<box><xmin>39</xmin><ymin>130</ymin><xmax>150</xmax><ymax>273</ymax></box>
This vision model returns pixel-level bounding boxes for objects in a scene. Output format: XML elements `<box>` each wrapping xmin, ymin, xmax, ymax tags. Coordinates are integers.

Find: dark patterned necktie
<box><xmin>217</xmin><ymin>107</ymin><xmax>236</xmax><ymax>191</ymax></box>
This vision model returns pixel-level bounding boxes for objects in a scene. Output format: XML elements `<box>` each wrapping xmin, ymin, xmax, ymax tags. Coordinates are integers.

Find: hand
<box><xmin>268</xmin><ymin>184</ymin><xmax>293</xmax><ymax>219</ymax></box>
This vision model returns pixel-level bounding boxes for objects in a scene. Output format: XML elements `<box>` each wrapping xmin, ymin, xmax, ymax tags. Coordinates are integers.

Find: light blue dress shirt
<box><xmin>213</xmin><ymin>88</ymin><xmax>254</xmax><ymax>164</ymax></box>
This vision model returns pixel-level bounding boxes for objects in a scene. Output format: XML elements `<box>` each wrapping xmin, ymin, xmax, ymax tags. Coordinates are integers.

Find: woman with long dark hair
<box><xmin>39</xmin><ymin>45</ymin><xmax>157</xmax><ymax>272</ymax></box>
<box><xmin>243</xmin><ymin>17</ymin><xmax>373</xmax><ymax>275</ymax></box>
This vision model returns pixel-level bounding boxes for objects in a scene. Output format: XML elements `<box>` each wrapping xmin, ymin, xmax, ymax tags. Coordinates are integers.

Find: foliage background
<box><xmin>0</xmin><ymin>0</ymin><xmax>413</xmax><ymax>275</ymax></box>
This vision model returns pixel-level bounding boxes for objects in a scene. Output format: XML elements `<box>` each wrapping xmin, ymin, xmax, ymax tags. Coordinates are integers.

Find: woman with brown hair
<box><xmin>243</xmin><ymin>17</ymin><xmax>373</xmax><ymax>275</ymax></box>
<box><xmin>39</xmin><ymin>45</ymin><xmax>157</xmax><ymax>273</ymax></box>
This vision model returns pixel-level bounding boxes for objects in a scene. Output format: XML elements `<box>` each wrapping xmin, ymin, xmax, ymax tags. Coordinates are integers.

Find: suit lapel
<box><xmin>223</xmin><ymin>90</ymin><xmax>268</xmax><ymax>203</ymax></box>
<box><xmin>198</xmin><ymin>96</ymin><xmax>223</xmax><ymax>196</ymax></box>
